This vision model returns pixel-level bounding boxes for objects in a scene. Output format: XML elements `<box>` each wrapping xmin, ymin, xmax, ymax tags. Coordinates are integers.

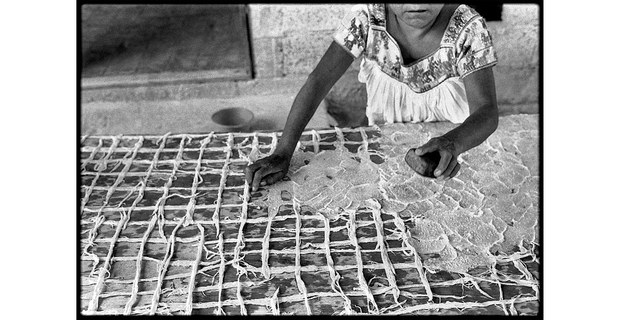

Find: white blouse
<box><xmin>333</xmin><ymin>4</ymin><xmax>498</xmax><ymax>125</ymax></box>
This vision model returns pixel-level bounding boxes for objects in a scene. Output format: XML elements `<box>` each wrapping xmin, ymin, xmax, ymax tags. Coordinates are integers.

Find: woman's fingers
<box><xmin>251</xmin><ymin>167</ymin><xmax>270</xmax><ymax>192</ymax></box>
<box><xmin>262</xmin><ymin>171</ymin><xmax>286</xmax><ymax>186</ymax></box>
<box><xmin>438</xmin><ymin>157</ymin><xmax>459</xmax><ymax>180</ymax></box>
<box><xmin>448</xmin><ymin>163</ymin><xmax>461</xmax><ymax>179</ymax></box>
<box><xmin>415</xmin><ymin>139</ymin><xmax>438</xmax><ymax>156</ymax></box>
<box><xmin>251</xmin><ymin>164</ymin><xmax>285</xmax><ymax>192</ymax></box>
<box><xmin>244</xmin><ymin>161</ymin><xmax>261</xmax><ymax>186</ymax></box>
<box><xmin>413</xmin><ymin>136</ymin><xmax>461</xmax><ymax>179</ymax></box>
<box><xmin>434</xmin><ymin>151</ymin><xmax>453</xmax><ymax>177</ymax></box>
<box><xmin>244</xmin><ymin>153</ymin><xmax>291</xmax><ymax>194</ymax></box>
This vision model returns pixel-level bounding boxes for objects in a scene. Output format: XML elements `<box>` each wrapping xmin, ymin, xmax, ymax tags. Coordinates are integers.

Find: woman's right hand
<box><xmin>244</xmin><ymin>151</ymin><xmax>292</xmax><ymax>192</ymax></box>
<box><xmin>242</xmin><ymin>41</ymin><xmax>353</xmax><ymax>194</ymax></box>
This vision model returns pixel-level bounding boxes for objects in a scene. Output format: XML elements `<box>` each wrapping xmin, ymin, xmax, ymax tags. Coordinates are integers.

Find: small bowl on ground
<box><xmin>211</xmin><ymin>107</ymin><xmax>254</xmax><ymax>132</ymax></box>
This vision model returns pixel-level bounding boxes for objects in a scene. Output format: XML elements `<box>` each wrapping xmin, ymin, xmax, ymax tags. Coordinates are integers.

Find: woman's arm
<box><xmin>414</xmin><ymin>66</ymin><xmax>499</xmax><ymax>179</ymax></box>
<box><xmin>245</xmin><ymin>41</ymin><xmax>354</xmax><ymax>191</ymax></box>
<box><xmin>275</xmin><ymin>41</ymin><xmax>355</xmax><ymax>157</ymax></box>
<box><xmin>445</xmin><ymin>66</ymin><xmax>499</xmax><ymax>154</ymax></box>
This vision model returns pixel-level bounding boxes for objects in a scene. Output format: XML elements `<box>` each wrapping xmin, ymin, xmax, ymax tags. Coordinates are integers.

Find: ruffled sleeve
<box><xmin>332</xmin><ymin>5</ymin><xmax>369</xmax><ymax>58</ymax></box>
<box><xmin>455</xmin><ymin>16</ymin><xmax>498</xmax><ymax>78</ymax></box>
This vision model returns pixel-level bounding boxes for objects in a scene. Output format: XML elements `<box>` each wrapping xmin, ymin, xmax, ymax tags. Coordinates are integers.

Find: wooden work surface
<box><xmin>79</xmin><ymin>114</ymin><xmax>540</xmax><ymax>315</ymax></box>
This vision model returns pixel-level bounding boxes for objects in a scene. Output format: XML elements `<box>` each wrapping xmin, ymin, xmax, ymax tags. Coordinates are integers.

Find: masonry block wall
<box><xmin>248</xmin><ymin>5</ymin><xmax>351</xmax><ymax>78</ymax></box>
<box><xmin>248</xmin><ymin>4</ymin><xmax>540</xmax><ymax>113</ymax></box>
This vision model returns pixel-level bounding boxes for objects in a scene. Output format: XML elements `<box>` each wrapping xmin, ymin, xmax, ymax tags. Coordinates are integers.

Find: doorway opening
<box><xmin>81</xmin><ymin>4</ymin><xmax>254</xmax><ymax>89</ymax></box>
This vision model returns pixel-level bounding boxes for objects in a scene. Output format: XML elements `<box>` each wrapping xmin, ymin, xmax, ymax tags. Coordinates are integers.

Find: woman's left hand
<box><xmin>414</xmin><ymin>135</ymin><xmax>461</xmax><ymax>180</ymax></box>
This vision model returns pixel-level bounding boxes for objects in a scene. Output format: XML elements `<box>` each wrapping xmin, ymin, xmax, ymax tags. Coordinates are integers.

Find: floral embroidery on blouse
<box><xmin>368</xmin><ymin>3</ymin><xmax>385</xmax><ymax>25</ymax></box>
<box><xmin>335</xmin><ymin>5</ymin><xmax>369</xmax><ymax>58</ymax></box>
<box><xmin>333</xmin><ymin>4</ymin><xmax>498</xmax><ymax>93</ymax></box>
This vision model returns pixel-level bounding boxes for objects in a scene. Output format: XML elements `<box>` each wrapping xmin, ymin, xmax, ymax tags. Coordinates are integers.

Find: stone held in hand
<box><xmin>405</xmin><ymin>148</ymin><xmax>441</xmax><ymax>178</ymax></box>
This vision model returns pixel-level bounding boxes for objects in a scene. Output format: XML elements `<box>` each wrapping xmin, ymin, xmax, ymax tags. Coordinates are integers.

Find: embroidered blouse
<box><xmin>333</xmin><ymin>4</ymin><xmax>498</xmax><ymax>124</ymax></box>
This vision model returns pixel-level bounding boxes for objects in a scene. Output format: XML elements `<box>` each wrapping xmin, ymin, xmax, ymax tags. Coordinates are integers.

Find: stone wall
<box><xmin>248</xmin><ymin>5</ymin><xmax>352</xmax><ymax>78</ymax></box>
<box><xmin>248</xmin><ymin>4</ymin><xmax>540</xmax><ymax>114</ymax></box>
